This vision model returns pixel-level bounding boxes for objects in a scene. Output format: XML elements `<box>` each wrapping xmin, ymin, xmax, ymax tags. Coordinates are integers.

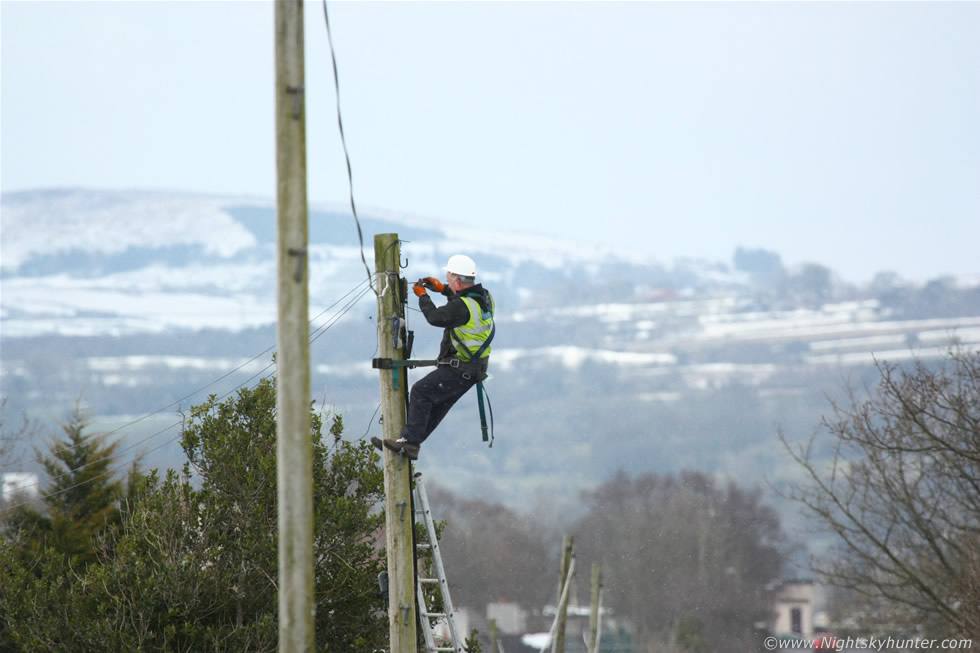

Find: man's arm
<box><xmin>418</xmin><ymin>294</ymin><xmax>469</xmax><ymax>328</ymax></box>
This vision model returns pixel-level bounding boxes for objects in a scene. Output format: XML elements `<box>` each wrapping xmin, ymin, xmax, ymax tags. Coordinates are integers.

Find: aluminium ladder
<box><xmin>414</xmin><ymin>474</ymin><xmax>464</xmax><ymax>653</ymax></box>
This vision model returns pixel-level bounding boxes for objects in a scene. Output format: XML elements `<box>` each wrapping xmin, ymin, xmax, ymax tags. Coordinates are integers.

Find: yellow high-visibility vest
<box><xmin>451</xmin><ymin>293</ymin><xmax>495</xmax><ymax>361</ymax></box>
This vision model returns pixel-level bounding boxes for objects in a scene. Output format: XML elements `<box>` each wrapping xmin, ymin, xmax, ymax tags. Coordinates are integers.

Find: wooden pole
<box><xmin>490</xmin><ymin>618</ymin><xmax>499</xmax><ymax>653</ymax></box>
<box><xmin>274</xmin><ymin>1</ymin><xmax>313</xmax><ymax>651</ymax></box>
<box><xmin>554</xmin><ymin>535</ymin><xmax>574</xmax><ymax>653</ymax></box>
<box><xmin>375</xmin><ymin>233</ymin><xmax>417</xmax><ymax>653</ymax></box>
<box><xmin>588</xmin><ymin>563</ymin><xmax>602</xmax><ymax>653</ymax></box>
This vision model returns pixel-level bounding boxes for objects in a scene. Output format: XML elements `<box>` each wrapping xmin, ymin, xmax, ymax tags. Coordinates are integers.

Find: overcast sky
<box><xmin>3</xmin><ymin>1</ymin><xmax>978</xmax><ymax>283</ymax></box>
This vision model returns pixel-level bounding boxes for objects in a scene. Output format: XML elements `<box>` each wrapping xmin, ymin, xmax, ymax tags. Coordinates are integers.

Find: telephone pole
<box><xmin>554</xmin><ymin>535</ymin><xmax>575</xmax><ymax>653</ymax></box>
<box><xmin>588</xmin><ymin>562</ymin><xmax>602</xmax><ymax>653</ymax></box>
<box><xmin>374</xmin><ymin>233</ymin><xmax>418</xmax><ymax>653</ymax></box>
<box><xmin>275</xmin><ymin>1</ymin><xmax>313</xmax><ymax>651</ymax></box>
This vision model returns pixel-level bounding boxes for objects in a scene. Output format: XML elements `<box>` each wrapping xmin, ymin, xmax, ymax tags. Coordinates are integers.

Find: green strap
<box><xmin>476</xmin><ymin>382</ymin><xmax>489</xmax><ymax>442</ymax></box>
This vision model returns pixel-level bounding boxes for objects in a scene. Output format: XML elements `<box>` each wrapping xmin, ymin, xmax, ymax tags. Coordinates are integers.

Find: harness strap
<box><xmin>451</xmin><ymin>292</ymin><xmax>495</xmax><ymax>364</ymax></box>
<box><xmin>476</xmin><ymin>381</ymin><xmax>494</xmax><ymax>447</ymax></box>
<box><xmin>454</xmin><ymin>293</ymin><xmax>495</xmax><ymax>447</ymax></box>
<box><xmin>451</xmin><ymin>322</ymin><xmax>495</xmax><ymax>364</ymax></box>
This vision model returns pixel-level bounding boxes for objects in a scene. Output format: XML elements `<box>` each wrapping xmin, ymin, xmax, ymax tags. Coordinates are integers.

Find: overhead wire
<box><xmin>1</xmin><ymin>278</ymin><xmax>376</xmax><ymax>515</ymax></box>
<box><xmin>40</xmin><ymin>276</ymin><xmax>373</xmax><ymax>459</ymax></box>
<box><xmin>309</xmin><ymin>281</ymin><xmax>374</xmax><ymax>346</ymax></box>
<box><xmin>2</xmin><ymin>284</ymin><xmax>372</xmax><ymax>515</ymax></box>
<box><xmin>4</xmin><ymin>2</ymin><xmax>386</xmax><ymax>516</ymax></box>
<box><xmin>321</xmin><ymin>0</ymin><xmax>376</xmax><ymax>297</ymax></box>
<box><xmin>360</xmin><ymin>403</ymin><xmax>382</xmax><ymax>440</ymax></box>
<box><xmin>320</xmin><ymin>1</ymin><xmax>398</xmax><ymax>443</ymax></box>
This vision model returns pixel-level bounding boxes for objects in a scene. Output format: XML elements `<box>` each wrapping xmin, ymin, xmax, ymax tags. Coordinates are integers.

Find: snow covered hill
<box><xmin>4</xmin><ymin>188</ymin><xmax>980</xmax><ymax>402</ymax></box>
<box><xmin>1</xmin><ymin>188</ymin><xmax>668</xmax><ymax>336</ymax></box>
<box><xmin>3</xmin><ymin>188</ymin><xmax>979</xmax><ymax>517</ymax></box>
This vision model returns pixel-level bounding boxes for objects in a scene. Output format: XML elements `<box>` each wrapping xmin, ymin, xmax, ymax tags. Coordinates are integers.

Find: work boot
<box><xmin>382</xmin><ymin>438</ymin><xmax>420</xmax><ymax>460</ymax></box>
<box><xmin>370</xmin><ymin>436</ymin><xmax>384</xmax><ymax>452</ymax></box>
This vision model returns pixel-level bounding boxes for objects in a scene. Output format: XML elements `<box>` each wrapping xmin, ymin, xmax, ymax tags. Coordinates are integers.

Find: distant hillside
<box><xmin>1</xmin><ymin>188</ymin><xmax>670</xmax><ymax>334</ymax></box>
<box><xmin>3</xmin><ymin>188</ymin><xmax>980</xmax><ymax>545</ymax></box>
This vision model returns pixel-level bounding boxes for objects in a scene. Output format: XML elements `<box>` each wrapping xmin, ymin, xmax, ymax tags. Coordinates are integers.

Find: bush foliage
<box><xmin>0</xmin><ymin>379</ymin><xmax>386</xmax><ymax>652</ymax></box>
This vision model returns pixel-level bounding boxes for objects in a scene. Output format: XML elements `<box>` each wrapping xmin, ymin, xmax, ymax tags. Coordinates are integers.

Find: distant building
<box><xmin>1</xmin><ymin>472</ymin><xmax>40</xmax><ymax>503</ymax></box>
<box><xmin>771</xmin><ymin>579</ymin><xmax>815</xmax><ymax>637</ymax></box>
<box><xmin>487</xmin><ymin>601</ymin><xmax>527</xmax><ymax>634</ymax></box>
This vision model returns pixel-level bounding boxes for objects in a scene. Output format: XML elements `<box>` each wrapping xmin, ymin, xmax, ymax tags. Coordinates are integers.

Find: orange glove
<box><xmin>413</xmin><ymin>282</ymin><xmax>428</xmax><ymax>297</ymax></box>
<box><xmin>422</xmin><ymin>276</ymin><xmax>445</xmax><ymax>292</ymax></box>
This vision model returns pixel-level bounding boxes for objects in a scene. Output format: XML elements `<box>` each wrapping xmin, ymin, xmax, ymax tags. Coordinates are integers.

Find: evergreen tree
<box><xmin>0</xmin><ymin>405</ymin><xmax>130</xmax><ymax>652</ymax></box>
<box><xmin>0</xmin><ymin>379</ymin><xmax>386</xmax><ymax>652</ymax></box>
<box><xmin>10</xmin><ymin>405</ymin><xmax>123</xmax><ymax>564</ymax></box>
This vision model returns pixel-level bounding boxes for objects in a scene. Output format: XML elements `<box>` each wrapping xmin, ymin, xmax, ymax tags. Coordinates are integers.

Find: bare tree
<box><xmin>0</xmin><ymin>398</ymin><xmax>37</xmax><ymax>473</ymax></box>
<box><xmin>575</xmin><ymin>470</ymin><xmax>789</xmax><ymax>651</ymax></box>
<box><xmin>780</xmin><ymin>346</ymin><xmax>980</xmax><ymax>639</ymax></box>
<box><xmin>0</xmin><ymin>398</ymin><xmax>42</xmax><ymax>515</ymax></box>
<box><xmin>427</xmin><ymin>484</ymin><xmax>555</xmax><ymax>610</ymax></box>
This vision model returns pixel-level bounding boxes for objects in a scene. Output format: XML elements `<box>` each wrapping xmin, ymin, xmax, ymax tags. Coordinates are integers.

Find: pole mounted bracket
<box><xmin>287</xmin><ymin>247</ymin><xmax>307</xmax><ymax>283</ymax></box>
<box><xmin>373</xmin><ymin>357</ymin><xmax>441</xmax><ymax>391</ymax></box>
<box><xmin>377</xmin><ymin>571</ymin><xmax>389</xmax><ymax>609</ymax></box>
<box><xmin>400</xmin><ymin>603</ymin><xmax>412</xmax><ymax>627</ymax></box>
<box><xmin>285</xmin><ymin>85</ymin><xmax>304</xmax><ymax>120</ymax></box>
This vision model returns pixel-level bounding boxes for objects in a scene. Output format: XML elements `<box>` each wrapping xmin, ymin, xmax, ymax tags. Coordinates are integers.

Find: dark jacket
<box><xmin>418</xmin><ymin>283</ymin><xmax>493</xmax><ymax>379</ymax></box>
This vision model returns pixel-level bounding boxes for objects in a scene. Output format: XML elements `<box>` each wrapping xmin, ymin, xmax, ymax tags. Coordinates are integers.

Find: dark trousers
<box><xmin>402</xmin><ymin>366</ymin><xmax>477</xmax><ymax>444</ymax></box>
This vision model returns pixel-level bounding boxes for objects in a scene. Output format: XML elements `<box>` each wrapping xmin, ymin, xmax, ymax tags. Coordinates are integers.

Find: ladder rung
<box><xmin>414</xmin><ymin>476</ymin><xmax>462</xmax><ymax>653</ymax></box>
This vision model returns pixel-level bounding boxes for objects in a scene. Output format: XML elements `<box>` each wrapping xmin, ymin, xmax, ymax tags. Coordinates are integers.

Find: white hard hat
<box><xmin>445</xmin><ymin>254</ymin><xmax>477</xmax><ymax>277</ymax></box>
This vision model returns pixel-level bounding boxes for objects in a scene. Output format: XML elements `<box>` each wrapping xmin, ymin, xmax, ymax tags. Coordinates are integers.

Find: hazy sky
<box><xmin>3</xmin><ymin>1</ymin><xmax>978</xmax><ymax>283</ymax></box>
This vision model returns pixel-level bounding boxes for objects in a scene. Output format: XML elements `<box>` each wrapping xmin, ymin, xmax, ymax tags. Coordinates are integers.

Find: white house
<box><xmin>770</xmin><ymin>579</ymin><xmax>815</xmax><ymax>637</ymax></box>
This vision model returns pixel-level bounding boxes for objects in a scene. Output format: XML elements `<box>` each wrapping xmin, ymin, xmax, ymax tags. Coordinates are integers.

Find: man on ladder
<box><xmin>373</xmin><ymin>254</ymin><xmax>495</xmax><ymax>460</ymax></box>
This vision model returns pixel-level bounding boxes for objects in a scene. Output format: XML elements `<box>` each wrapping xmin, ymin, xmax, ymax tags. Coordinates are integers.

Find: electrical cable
<box><xmin>360</xmin><ymin>403</ymin><xmax>382</xmax><ymax>440</ymax></box>
<box><xmin>321</xmin><ymin>0</ymin><xmax>376</xmax><ymax>296</ymax></box>
<box><xmin>42</xmin><ymin>277</ymin><xmax>373</xmax><ymax>458</ymax></box>
<box><xmin>4</xmin><ymin>1</ymin><xmax>390</xmax><ymax>515</ymax></box>
<box><xmin>1</xmin><ymin>279</ymin><xmax>376</xmax><ymax>515</ymax></box>
<box><xmin>309</xmin><ymin>283</ymin><xmax>374</xmax><ymax>346</ymax></box>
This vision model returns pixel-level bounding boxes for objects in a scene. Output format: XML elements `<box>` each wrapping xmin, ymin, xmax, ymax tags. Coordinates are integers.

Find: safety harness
<box><xmin>449</xmin><ymin>292</ymin><xmax>495</xmax><ymax>446</ymax></box>
<box><xmin>449</xmin><ymin>292</ymin><xmax>495</xmax><ymax>363</ymax></box>
<box><xmin>371</xmin><ymin>288</ymin><xmax>496</xmax><ymax>446</ymax></box>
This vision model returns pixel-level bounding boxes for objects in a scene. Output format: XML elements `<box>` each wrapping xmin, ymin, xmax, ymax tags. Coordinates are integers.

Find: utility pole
<box><xmin>588</xmin><ymin>562</ymin><xmax>602</xmax><ymax>653</ymax></box>
<box><xmin>274</xmin><ymin>1</ymin><xmax>313</xmax><ymax>651</ymax></box>
<box><xmin>553</xmin><ymin>535</ymin><xmax>574</xmax><ymax>653</ymax></box>
<box><xmin>374</xmin><ymin>233</ymin><xmax>417</xmax><ymax>653</ymax></box>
